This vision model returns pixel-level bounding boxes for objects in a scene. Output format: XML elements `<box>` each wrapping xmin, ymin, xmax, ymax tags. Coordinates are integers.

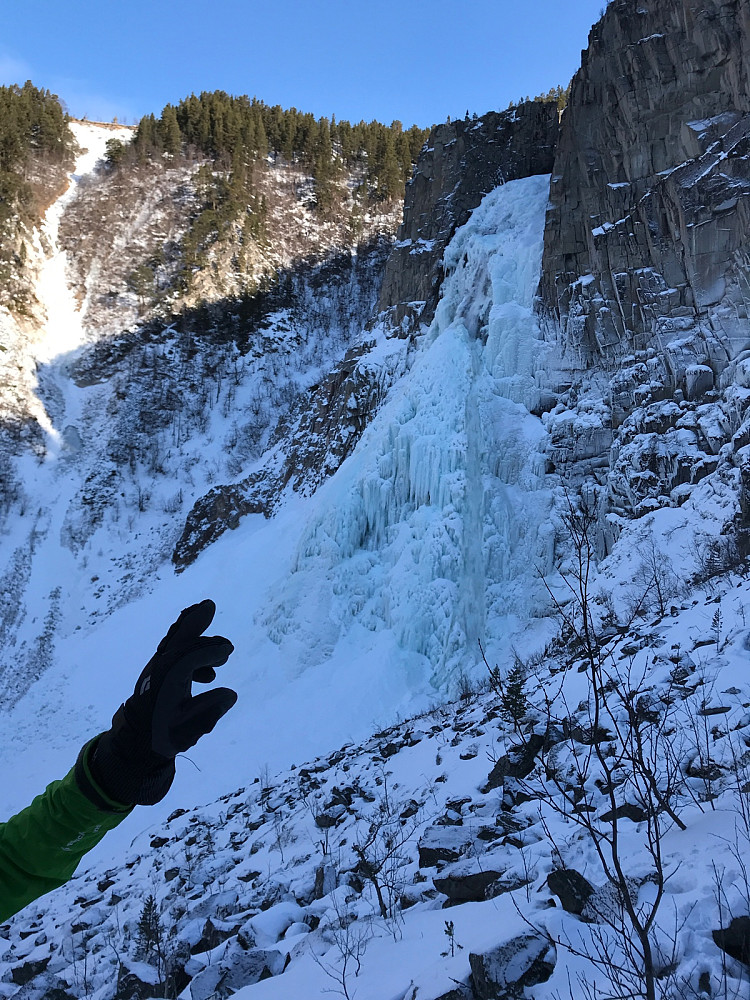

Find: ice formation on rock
<box><xmin>263</xmin><ymin>174</ymin><xmax>557</xmax><ymax>687</ymax></box>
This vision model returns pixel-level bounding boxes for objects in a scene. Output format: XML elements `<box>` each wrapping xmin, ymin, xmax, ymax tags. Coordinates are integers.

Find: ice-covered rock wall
<box><xmin>263</xmin><ymin>175</ymin><xmax>557</xmax><ymax>687</ymax></box>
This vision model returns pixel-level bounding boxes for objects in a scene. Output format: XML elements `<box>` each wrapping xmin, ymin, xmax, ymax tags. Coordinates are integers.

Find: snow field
<box><xmin>4</xmin><ymin>585</ymin><xmax>750</xmax><ymax>1000</ymax></box>
<box><xmin>1</xmin><ymin>172</ymin><xmax>558</xmax><ymax>854</ymax></box>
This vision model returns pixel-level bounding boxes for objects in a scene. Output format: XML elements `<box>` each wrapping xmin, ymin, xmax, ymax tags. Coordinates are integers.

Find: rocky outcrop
<box><xmin>272</xmin><ymin>339</ymin><xmax>402</xmax><ymax>495</ymax></box>
<box><xmin>483</xmin><ymin>734</ymin><xmax>545</xmax><ymax>790</ymax></box>
<box><xmin>547</xmin><ymin>868</ymin><xmax>595</xmax><ymax>915</ymax></box>
<box><xmin>173</xmin><ymin>339</ymin><xmax>406</xmax><ymax>569</ymax></box>
<box><xmin>377</xmin><ymin>102</ymin><xmax>559</xmax><ymax>334</ymax></box>
<box><xmin>188</xmin><ymin>946</ymin><xmax>285</xmax><ymax>1000</ymax></box>
<box><xmin>433</xmin><ymin>868</ymin><xmax>506</xmax><ymax>905</ymax></box>
<box><xmin>173</xmin><ymin>474</ymin><xmax>279</xmax><ymax>570</ymax></box>
<box><xmin>540</xmin><ymin>0</ymin><xmax>750</xmax><ymax>381</ymax></box>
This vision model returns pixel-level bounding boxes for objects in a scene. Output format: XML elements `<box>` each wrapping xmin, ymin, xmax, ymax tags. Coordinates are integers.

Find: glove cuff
<box><xmin>75</xmin><ymin>738</ymin><xmax>133</xmax><ymax>813</ymax></box>
<box><xmin>90</xmin><ymin>709</ymin><xmax>176</xmax><ymax>806</ymax></box>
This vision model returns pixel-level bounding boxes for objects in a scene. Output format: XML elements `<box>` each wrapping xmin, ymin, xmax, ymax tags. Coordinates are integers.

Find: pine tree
<box><xmin>254</xmin><ymin>113</ymin><xmax>268</xmax><ymax>160</ymax></box>
<box><xmin>313</xmin><ymin>116</ymin><xmax>338</xmax><ymax>211</ymax></box>
<box><xmin>0</xmin><ymin>81</ymin><xmax>74</xmax><ymax>303</ymax></box>
<box><xmin>127</xmin><ymin>263</ymin><xmax>155</xmax><ymax>312</ymax></box>
<box><xmin>134</xmin><ymin>113</ymin><xmax>162</xmax><ymax>160</ymax></box>
<box><xmin>373</xmin><ymin>128</ymin><xmax>402</xmax><ymax>201</ymax></box>
<box><xmin>196</xmin><ymin>100</ymin><xmax>211</xmax><ymax>149</ymax></box>
<box><xmin>302</xmin><ymin>116</ymin><xmax>319</xmax><ymax>165</ymax></box>
<box><xmin>396</xmin><ymin>130</ymin><xmax>412</xmax><ymax>185</ymax></box>
<box><xmin>137</xmin><ymin>895</ymin><xmax>162</xmax><ymax>956</ymax></box>
<box><xmin>498</xmin><ymin>660</ymin><xmax>528</xmax><ymax>729</ymax></box>
<box><xmin>159</xmin><ymin>104</ymin><xmax>182</xmax><ymax>156</ymax></box>
<box><xmin>281</xmin><ymin>109</ymin><xmax>296</xmax><ymax>161</ymax></box>
<box><xmin>105</xmin><ymin>137</ymin><xmax>126</xmax><ymax>167</ymax></box>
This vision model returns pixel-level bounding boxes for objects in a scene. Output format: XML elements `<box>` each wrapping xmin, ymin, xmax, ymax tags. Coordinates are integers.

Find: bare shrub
<box><xmin>625</xmin><ymin>535</ymin><xmax>682</xmax><ymax>620</ymax></box>
<box><xmin>496</xmin><ymin>491</ymin><xmax>691</xmax><ymax>1000</ymax></box>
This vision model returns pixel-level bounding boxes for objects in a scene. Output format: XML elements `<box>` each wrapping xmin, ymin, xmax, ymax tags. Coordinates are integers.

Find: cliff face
<box><xmin>377</xmin><ymin>101</ymin><xmax>559</xmax><ymax>333</ymax></box>
<box><xmin>371</xmin><ymin>0</ymin><xmax>750</xmax><ymax>541</ymax></box>
<box><xmin>540</xmin><ymin>0</ymin><xmax>750</xmax><ymax>383</ymax></box>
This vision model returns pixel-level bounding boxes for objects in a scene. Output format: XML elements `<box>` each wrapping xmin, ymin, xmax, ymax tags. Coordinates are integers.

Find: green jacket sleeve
<box><xmin>0</xmin><ymin>741</ymin><xmax>133</xmax><ymax>922</ymax></box>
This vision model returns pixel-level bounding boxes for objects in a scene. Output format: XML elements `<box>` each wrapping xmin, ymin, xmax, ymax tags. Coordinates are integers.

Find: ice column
<box><xmin>264</xmin><ymin>173</ymin><xmax>556</xmax><ymax>688</ymax></box>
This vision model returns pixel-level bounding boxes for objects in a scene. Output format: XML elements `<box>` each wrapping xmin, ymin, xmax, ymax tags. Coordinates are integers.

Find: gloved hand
<box><xmin>85</xmin><ymin>600</ymin><xmax>236</xmax><ymax>806</ymax></box>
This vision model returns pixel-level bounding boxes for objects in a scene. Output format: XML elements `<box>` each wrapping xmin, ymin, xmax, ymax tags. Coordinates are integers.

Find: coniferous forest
<box><xmin>0</xmin><ymin>86</ymin><xmax>431</xmax><ymax>311</ymax></box>
<box><xmin>126</xmin><ymin>92</ymin><xmax>428</xmax><ymax>201</ymax></box>
<box><xmin>102</xmin><ymin>92</ymin><xmax>430</xmax><ymax>295</ymax></box>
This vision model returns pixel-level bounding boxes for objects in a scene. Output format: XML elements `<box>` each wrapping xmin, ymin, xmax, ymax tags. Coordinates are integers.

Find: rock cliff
<box><xmin>367</xmin><ymin>0</ymin><xmax>750</xmax><ymax>543</ymax></box>
<box><xmin>377</xmin><ymin>102</ymin><xmax>559</xmax><ymax>333</ymax></box>
<box><xmin>540</xmin><ymin>0</ymin><xmax>750</xmax><ymax>377</ymax></box>
<box><xmin>173</xmin><ymin>333</ymin><xmax>408</xmax><ymax>569</ymax></box>
<box><xmin>529</xmin><ymin>0</ymin><xmax>750</xmax><ymax>536</ymax></box>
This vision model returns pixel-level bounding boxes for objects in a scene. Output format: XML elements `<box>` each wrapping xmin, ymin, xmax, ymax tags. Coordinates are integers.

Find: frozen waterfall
<box><xmin>263</xmin><ymin>173</ymin><xmax>557</xmax><ymax>689</ymax></box>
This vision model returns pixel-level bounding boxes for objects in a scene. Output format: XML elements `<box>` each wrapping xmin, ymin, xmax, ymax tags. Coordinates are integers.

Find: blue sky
<box><xmin>2</xmin><ymin>1</ymin><xmax>605</xmax><ymax>127</ymax></box>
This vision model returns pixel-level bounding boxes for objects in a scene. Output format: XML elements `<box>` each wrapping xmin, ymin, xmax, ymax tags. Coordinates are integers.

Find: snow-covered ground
<box><xmin>34</xmin><ymin>122</ymin><xmax>131</xmax><ymax>365</ymax></box>
<box><xmin>34</xmin><ymin>124</ymin><xmax>123</xmax><ymax>349</ymax></box>
<box><xmin>3</xmin><ymin>576</ymin><xmax>750</xmax><ymax>1000</ymax></box>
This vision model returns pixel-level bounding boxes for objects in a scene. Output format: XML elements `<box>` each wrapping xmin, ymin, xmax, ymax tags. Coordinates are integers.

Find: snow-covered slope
<box><xmin>3</xmin><ymin>576</ymin><xmax>750</xmax><ymax>1000</ymax></box>
<box><xmin>0</xmin><ymin>173</ymin><xmax>559</xmax><ymax>844</ymax></box>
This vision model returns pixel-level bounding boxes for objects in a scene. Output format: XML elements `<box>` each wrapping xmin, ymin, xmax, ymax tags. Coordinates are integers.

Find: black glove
<box><xmin>82</xmin><ymin>599</ymin><xmax>236</xmax><ymax>806</ymax></box>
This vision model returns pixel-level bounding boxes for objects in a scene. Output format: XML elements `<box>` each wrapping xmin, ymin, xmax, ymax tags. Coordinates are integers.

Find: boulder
<box><xmin>470</xmin><ymin>932</ymin><xmax>555</xmax><ymax>998</ymax></box>
<box><xmin>433</xmin><ymin>869</ymin><xmax>506</xmax><ymax>905</ymax></box>
<box><xmin>189</xmin><ymin>964</ymin><xmax>222</xmax><ymax>1000</ymax></box>
<box><xmin>10</xmin><ymin>974</ymin><xmax>76</xmax><ymax>1000</ymax></box>
<box><xmin>113</xmin><ymin>967</ymin><xmax>158</xmax><ymax>1000</ymax></box>
<box><xmin>163</xmin><ymin>943</ymin><xmax>192</xmax><ymax>999</ymax></box>
<box><xmin>190</xmin><ymin>947</ymin><xmax>285</xmax><ymax>1000</ymax></box>
<box><xmin>10</xmin><ymin>958</ymin><xmax>51</xmax><ymax>987</ymax></box>
<box><xmin>418</xmin><ymin>826</ymin><xmax>475</xmax><ymax>868</ymax></box>
<box><xmin>484</xmin><ymin>873</ymin><xmax>535</xmax><ymax>900</ymax></box>
<box><xmin>713</xmin><ymin>915</ymin><xmax>750</xmax><ymax>967</ymax></box>
<box><xmin>412</xmin><ymin>987</ymin><xmax>473</xmax><ymax>1000</ymax></box>
<box><xmin>190</xmin><ymin>917</ymin><xmax>237</xmax><ymax>955</ymax></box>
<box><xmin>547</xmin><ymin>868</ymin><xmax>594</xmax><ymax>915</ymax></box>
<box><xmin>313</xmin><ymin>862</ymin><xmax>338</xmax><ymax>899</ymax></box>
<box><xmin>599</xmin><ymin>802</ymin><xmax>649</xmax><ymax>824</ymax></box>
<box><xmin>484</xmin><ymin>734</ymin><xmax>545</xmax><ymax>790</ymax></box>
<box><xmin>314</xmin><ymin>809</ymin><xmax>343</xmax><ymax>829</ymax></box>
<box><xmin>686</xmin><ymin>365</ymin><xmax>714</xmax><ymax>400</ymax></box>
